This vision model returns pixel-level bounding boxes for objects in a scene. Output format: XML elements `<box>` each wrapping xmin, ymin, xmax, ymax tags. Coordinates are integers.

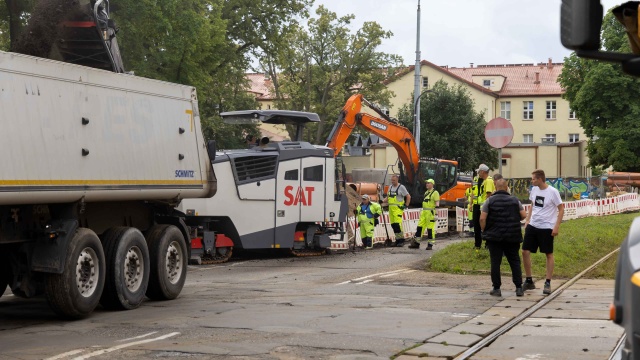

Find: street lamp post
<box><xmin>413</xmin><ymin>0</ymin><xmax>421</xmax><ymax>153</ymax></box>
<box><xmin>413</xmin><ymin>89</ymin><xmax>431</xmax><ymax>153</ymax></box>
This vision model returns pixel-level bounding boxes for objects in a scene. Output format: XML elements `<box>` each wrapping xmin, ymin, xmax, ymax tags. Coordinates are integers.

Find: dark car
<box><xmin>611</xmin><ymin>217</ymin><xmax>640</xmax><ymax>360</ymax></box>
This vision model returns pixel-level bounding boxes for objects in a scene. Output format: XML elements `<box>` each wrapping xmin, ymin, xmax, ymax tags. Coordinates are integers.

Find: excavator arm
<box><xmin>325</xmin><ymin>94</ymin><xmax>420</xmax><ymax>184</ymax></box>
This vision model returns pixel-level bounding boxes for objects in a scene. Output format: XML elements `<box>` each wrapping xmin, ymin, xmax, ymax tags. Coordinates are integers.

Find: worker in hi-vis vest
<box><xmin>409</xmin><ymin>179</ymin><xmax>440</xmax><ymax>250</ymax></box>
<box><xmin>382</xmin><ymin>174</ymin><xmax>411</xmax><ymax>247</ymax></box>
<box><xmin>356</xmin><ymin>194</ymin><xmax>382</xmax><ymax>249</ymax></box>
<box><xmin>472</xmin><ymin>164</ymin><xmax>495</xmax><ymax>249</ymax></box>
<box><xmin>466</xmin><ymin>186</ymin><xmax>474</xmax><ymax>235</ymax></box>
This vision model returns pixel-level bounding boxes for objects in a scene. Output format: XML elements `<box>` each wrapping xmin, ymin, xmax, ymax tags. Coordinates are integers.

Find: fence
<box><xmin>330</xmin><ymin>193</ymin><xmax>640</xmax><ymax>250</ymax></box>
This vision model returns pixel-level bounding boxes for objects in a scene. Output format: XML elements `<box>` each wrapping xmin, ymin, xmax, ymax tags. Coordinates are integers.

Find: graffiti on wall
<box><xmin>507</xmin><ymin>177</ymin><xmax>601</xmax><ymax>200</ymax></box>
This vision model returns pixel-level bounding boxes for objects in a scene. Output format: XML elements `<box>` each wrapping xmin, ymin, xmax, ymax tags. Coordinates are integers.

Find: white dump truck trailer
<box><xmin>0</xmin><ymin>49</ymin><xmax>216</xmax><ymax>318</ymax></box>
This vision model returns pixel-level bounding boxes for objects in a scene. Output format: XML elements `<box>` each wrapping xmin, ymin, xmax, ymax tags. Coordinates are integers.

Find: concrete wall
<box><xmin>342</xmin><ymin>155</ymin><xmax>373</xmax><ymax>174</ymax></box>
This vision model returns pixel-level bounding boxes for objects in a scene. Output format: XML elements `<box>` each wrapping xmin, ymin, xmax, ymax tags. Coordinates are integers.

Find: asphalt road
<box><xmin>0</xmin><ymin>239</ymin><xmax>501</xmax><ymax>360</ymax></box>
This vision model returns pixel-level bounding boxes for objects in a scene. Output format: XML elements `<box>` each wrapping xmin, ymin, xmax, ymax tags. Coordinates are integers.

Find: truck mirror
<box><xmin>560</xmin><ymin>0</ymin><xmax>603</xmax><ymax>51</ymax></box>
<box><xmin>207</xmin><ymin>140</ymin><xmax>216</xmax><ymax>162</ymax></box>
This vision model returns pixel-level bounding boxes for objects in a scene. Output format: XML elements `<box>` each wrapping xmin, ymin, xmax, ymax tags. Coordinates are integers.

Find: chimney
<box><xmin>534</xmin><ymin>72</ymin><xmax>540</xmax><ymax>84</ymax></box>
<box><xmin>470</xmin><ymin>63</ymin><xmax>474</xmax><ymax>68</ymax></box>
<box><xmin>548</xmin><ymin>58</ymin><xmax>553</xmax><ymax>69</ymax></box>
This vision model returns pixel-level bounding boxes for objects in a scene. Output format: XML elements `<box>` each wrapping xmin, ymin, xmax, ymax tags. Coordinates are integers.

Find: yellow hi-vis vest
<box><xmin>472</xmin><ymin>176</ymin><xmax>494</xmax><ymax>205</ymax></box>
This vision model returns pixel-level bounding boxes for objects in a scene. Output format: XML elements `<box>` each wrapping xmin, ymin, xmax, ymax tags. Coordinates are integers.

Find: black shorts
<box><xmin>523</xmin><ymin>225</ymin><xmax>554</xmax><ymax>254</ymax></box>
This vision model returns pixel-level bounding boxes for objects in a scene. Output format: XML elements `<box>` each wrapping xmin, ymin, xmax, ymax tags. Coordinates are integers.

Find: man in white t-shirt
<box><xmin>522</xmin><ymin>169</ymin><xmax>564</xmax><ymax>295</ymax></box>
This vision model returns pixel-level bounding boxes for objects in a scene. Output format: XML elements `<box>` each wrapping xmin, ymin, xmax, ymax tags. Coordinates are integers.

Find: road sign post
<box><xmin>484</xmin><ymin>117</ymin><xmax>514</xmax><ymax>175</ymax></box>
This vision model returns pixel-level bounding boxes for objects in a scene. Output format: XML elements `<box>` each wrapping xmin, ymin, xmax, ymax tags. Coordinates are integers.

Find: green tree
<box><xmin>396</xmin><ymin>80</ymin><xmax>498</xmax><ymax>173</ymax></box>
<box><xmin>260</xmin><ymin>6</ymin><xmax>402</xmax><ymax>144</ymax></box>
<box><xmin>558</xmin><ymin>11</ymin><xmax>640</xmax><ymax>172</ymax></box>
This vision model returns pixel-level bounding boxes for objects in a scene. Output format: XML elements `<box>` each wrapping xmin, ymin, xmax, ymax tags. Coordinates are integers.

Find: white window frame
<box><xmin>569</xmin><ymin>133</ymin><xmax>579</xmax><ymax>143</ymax></box>
<box><xmin>523</xmin><ymin>134</ymin><xmax>533</xmax><ymax>143</ymax></box>
<box><xmin>569</xmin><ymin>108</ymin><xmax>577</xmax><ymax>119</ymax></box>
<box><xmin>546</xmin><ymin>101</ymin><xmax>557</xmax><ymax>120</ymax></box>
<box><xmin>542</xmin><ymin>134</ymin><xmax>556</xmax><ymax>143</ymax></box>
<box><xmin>483</xmin><ymin>79</ymin><xmax>491</xmax><ymax>87</ymax></box>
<box><xmin>500</xmin><ymin>101</ymin><xmax>511</xmax><ymax>120</ymax></box>
<box><xmin>523</xmin><ymin>101</ymin><xmax>534</xmax><ymax>120</ymax></box>
<box><xmin>422</xmin><ymin>77</ymin><xmax>429</xmax><ymax>88</ymax></box>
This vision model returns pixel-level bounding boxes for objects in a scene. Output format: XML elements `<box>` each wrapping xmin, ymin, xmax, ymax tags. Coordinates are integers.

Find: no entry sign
<box><xmin>484</xmin><ymin>117</ymin><xmax>514</xmax><ymax>149</ymax></box>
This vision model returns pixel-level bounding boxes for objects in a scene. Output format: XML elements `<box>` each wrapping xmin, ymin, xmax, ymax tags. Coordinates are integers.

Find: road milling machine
<box><xmin>179</xmin><ymin>111</ymin><xmax>349</xmax><ymax>264</ymax></box>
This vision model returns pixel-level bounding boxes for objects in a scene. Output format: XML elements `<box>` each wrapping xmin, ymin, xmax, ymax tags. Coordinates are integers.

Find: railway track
<box><xmin>453</xmin><ymin>247</ymin><xmax>622</xmax><ymax>360</ymax></box>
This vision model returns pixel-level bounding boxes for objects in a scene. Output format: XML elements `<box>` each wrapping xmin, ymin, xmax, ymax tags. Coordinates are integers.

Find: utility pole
<box><xmin>413</xmin><ymin>0</ymin><xmax>422</xmax><ymax>155</ymax></box>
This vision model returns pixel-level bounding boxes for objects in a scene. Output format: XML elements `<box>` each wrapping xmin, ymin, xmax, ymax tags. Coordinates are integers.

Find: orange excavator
<box><xmin>326</xmin><ymin>94</ymin><xmax>470</xmax><ymax>207</ymax></box>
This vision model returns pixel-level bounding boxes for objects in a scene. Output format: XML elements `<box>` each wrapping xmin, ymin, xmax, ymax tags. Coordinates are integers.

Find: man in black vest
<box><xmin>480</xmin><ymin>178</ymin><xmax>527</xmax><ymax>297</ymax></box>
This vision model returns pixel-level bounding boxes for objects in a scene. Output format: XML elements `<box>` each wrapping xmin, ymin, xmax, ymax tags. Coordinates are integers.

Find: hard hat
<box><xmin>362</xmin><ymin>194</ymin><xmax>370</xmax><ymax>200</ymax></box>
<box><xmin>476</xmin><ymin>164</ymin><xmax>490</xmax><ymax>172</ymax></box>
<box><xmin>425</xmin><ymin>179</ymin><xmax>435</xmax><ymax>184</ymax></box>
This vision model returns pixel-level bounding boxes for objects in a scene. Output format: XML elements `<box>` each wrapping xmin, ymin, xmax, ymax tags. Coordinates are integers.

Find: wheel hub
<box><xmin>165</xmin><ymin>241</ymin><xmax>182</xmax><ymax>284</ymax></box>
<box><xmin>76</xmin><ymin>247</ymin><xmax>99</xmax><ymax>297</ymax></box>
<box><xmin>124</xmin><ymin>246</ymin><xmax>144</xmax><ymax>292</ymax></box>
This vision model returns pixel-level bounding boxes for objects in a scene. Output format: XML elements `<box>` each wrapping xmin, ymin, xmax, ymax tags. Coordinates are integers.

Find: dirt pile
<box><xmin>13</xmin><ymin>0</ymin><xmax>83</xmax><ymax>58</ymax></box>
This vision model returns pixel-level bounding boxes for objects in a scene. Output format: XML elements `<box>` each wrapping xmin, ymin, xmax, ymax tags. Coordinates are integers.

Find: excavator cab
<box><xmin>398</xmin><ymin>158</ymin><xmax>459</xmax><ymax>207</ymax></box>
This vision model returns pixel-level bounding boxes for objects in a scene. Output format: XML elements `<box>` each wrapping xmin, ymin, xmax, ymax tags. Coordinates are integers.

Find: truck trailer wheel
<box><xmin>145</xmin><ymin>225</ymin><xmax>187</xmax><ymax>300</ymax></box>
<box><xmin>0</xmin><ymin>260</ymin><xmax>9</xmax><ymax>296</ymax></box>
<box><xmin>100</xmin><ymin>227</ymin><xmax>150</xmax><ymax>310</ymax></box>
<box><xmin>45</xmin><ymin>228</ymin><xmax>106</xmax><ymax>319</ymax></box>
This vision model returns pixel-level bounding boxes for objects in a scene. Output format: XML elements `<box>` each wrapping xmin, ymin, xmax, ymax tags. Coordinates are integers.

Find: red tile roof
<box><xmin>446</xmin><ymin>60</ymin><xmax>564</xmax><ymax>96</ymax></box>
<box><xmin>386</xmin><ymin>59</ymin><xmax>564</xmax><ymax>97</ymax></box>
<box><xmin>246</xmin><ymin>73</ymin><xmax>275</xmax><ymax>100</ymax></box>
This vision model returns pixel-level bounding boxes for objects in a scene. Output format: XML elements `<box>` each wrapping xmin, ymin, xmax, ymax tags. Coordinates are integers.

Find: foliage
<box><xmin>1</xmin><ymin>0</ymin><xmax>314</xmax><ymax>149</ymax></box>
<box><xmin>259</xmin><ymin>6</ymin><xmax>403</xmax><ymax>144</ymax></box>
<box><xmin>0</xmin><ymin>2</ymin><xmax>7</xmax><ymax>51</ymax></box>
<box><xmin>396</xmin><ymin>80</ymin><xmax>498</xmax><ymax>172</ymax></box>
<box><xmin>558</xmin><ymin>11</ymin><xmax>640</xmax><ymax>172</ymax></box>
<box><xmin>428</xmin><ymin>212</ymin><xmax>638</xmax><ymax>279</ymax></box>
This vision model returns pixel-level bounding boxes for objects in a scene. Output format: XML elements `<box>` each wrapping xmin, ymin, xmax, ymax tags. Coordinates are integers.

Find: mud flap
<box><xmin>31</xmin><ymin>219</ymin><xmax>79</xmax><ymax>274</ymax></box>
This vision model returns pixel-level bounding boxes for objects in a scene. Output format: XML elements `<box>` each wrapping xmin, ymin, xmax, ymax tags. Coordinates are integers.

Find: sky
<box><xmin>311</xmin><ymin>0</ymin><xmax>623</xmax><ymax>67</ymax></box>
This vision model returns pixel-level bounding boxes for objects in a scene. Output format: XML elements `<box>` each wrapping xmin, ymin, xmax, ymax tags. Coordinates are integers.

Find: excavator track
<box><xmin>196</xmin><ymin>247</ymin><xmax>233</xmax><ymax>265</ymax></box>
<box><xmin>290</xmin><ymin>248</ymin><xmax>327</xmax><ymax>257</ymax></box>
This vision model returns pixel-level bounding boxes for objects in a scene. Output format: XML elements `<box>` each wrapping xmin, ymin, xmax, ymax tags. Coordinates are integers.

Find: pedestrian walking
<box><xmin>522</xmin><ymin>169</ymin><xmax>564</xmax><ymax>295</ymax></box>
<box><xmin>472</xmin><ymin>164</ymin><xmax>495</xmax><ymax>250</ymax></box>
<box><xmin>382</xmin><ymin>175</ymin><xmax>411</xmax><ymax>247</ymax></box>
<box><xmin>409</xmin><ymin>179</ymin><xmax>439</xmax><ymax>250</ymax></box>
<box><xmin>356</xmin><ymin>194</ymin><xmax>382</xmax><ymax>249</ymax></box>
<box><xmin>480</xmin><ymin>178</ymin><xmax>527</xmax><ymax>297</ymax></box>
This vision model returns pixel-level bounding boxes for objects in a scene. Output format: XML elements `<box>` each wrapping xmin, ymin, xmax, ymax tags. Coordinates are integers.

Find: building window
<box><xmin>501</xmin><ymin>159</ymin><xmax>508</xmax><ymax>166</ymax></box>
<box><xmin>569</xmin><ymin>134</ymin><xmax>580</xmax><ymax>143</ymax></box>
<box><xmin>523</xmin><ymin>101</ymin><xmax>534</xmax><ymax>120</ymax></box>
<box><xmin>569</xmin><ymin>108</ymin><xmax>577</xmax><ymax>119</ymax></box>
<box><xmin>542</xmin><ymin>134</ymin><xmax>556</xmax><ymax>143</ymax></box>
<box><xmin>500</xmin><ymin>101</ymin><xmax>511</xmax><ymax>120</ymax></box>
<box><xmin>422</xmin><ymin>77</ymin><xmax>429</xmax><ymax>88</ymax></box>
<box><xmin>483</xmin><ymin>79</ymin><xmax>491</xmax><ymax>87</ymax></box>
<box><xmin>523</xmin><ymin>134</ymin><xmax>533</xmax><ymax>143</ymax></box>
<box><xmin>546</xmin><ymin>101</ymin><xmax>557</xmax><ymax>119</ymax></box>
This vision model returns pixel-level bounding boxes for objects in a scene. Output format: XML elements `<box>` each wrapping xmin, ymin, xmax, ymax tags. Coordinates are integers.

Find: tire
<box><xmin>45</xmin><ymin>228</ymin><xmax>106</xmax><ymax>319</ymax></box>
<box><xmin>100</xmin><ymin>227</ymin><xmax>150</xmax><ymax>310</ymax></box>
<box><xmin>0</xmin><ymin>260</ymin><xmax>9</xmax><ymax>296</ymax></box>
<box><xmin>145</xmin><ymin>225</ymin><xmax>187</xmax><ymax>300</ymax></box>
